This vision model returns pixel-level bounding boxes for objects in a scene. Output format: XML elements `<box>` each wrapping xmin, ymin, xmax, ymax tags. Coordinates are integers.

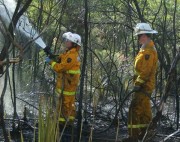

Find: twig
<box><xmin>156</xmin><ymin>134</ymin><xmax>180</xmax><ymax>139</ymax></box>
<box><xmin>159</xmin><ymin>129</ymin><xmax>180</xmax><ymax>142</ymax></box>
<box><xmin>58</xmin><ymin>119</ymin><xmax>69</xmax><ymax>142</ymax></box>
<box><xmin>16</xmin><ymin>96</ymin><xmax>40</xmax><ymax>111</ymax></box>
<box><xmin>115</xmin><ymin>117</ymin><xmax>120</xmax><ymax>142</ymax></box>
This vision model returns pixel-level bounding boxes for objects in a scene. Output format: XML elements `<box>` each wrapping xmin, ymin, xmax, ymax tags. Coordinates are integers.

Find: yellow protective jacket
<box><xmin>134</xmin><ymin>40</ymin><xmax>158</xmax><ymax>92</ymax></box>
<box><xmin>50</xmin><ymin>48</ymin><xmax>81</xmax><ymax>95</ymax></box>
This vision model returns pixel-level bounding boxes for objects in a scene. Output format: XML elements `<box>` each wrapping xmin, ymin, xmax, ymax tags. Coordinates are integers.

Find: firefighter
<box><xmin>45</xmin><ymin>32</ymin><xmax>81</xmax><ymax>123</ymax></box>
<box><xmin>123</xmin><ymin>23</ymin><xmax>158</xmax><ymax>142</ymax></box>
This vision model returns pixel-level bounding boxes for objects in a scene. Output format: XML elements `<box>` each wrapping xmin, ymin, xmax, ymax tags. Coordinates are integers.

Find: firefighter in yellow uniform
<box><xmin>45</xmin><ymin>32</ymin><xmax>81</xmax><ymax>123</ymax></box>
<box><xmin>123</xmin><ymin>23</ymin><xmax>158</xmax><ymax>142</ymax></box>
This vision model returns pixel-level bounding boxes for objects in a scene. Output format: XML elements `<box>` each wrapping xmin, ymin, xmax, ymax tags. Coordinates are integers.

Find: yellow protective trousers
<box><xmin>128</xmin><ymin>91</ymin><xmax>152</xmax><ymax>140</ymax></box>
<box><xmin>56</xmin><ymin>93</ymin><xmax>76</xmax><ymax>122</ymax></box>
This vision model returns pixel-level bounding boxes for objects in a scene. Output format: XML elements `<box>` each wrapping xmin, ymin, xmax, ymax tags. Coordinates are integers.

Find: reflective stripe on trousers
<box><xmin>59</xmin><ymin>116</ymin><xmax>75</xmax><ymax>122</ymax></box>
<box><xmin>128</xmin><ymin>124</ymin><xmax>149</xmax><ymax>129</ymax></box>
<box><xmin>66</xmin><ymin>70</ymin><xmax>81</xmax><ymax>74</ymax></box>
<box><xmin>56</xmin><ymin>89</ymin><xmax>76</xmax><ymax>96</ymax></box>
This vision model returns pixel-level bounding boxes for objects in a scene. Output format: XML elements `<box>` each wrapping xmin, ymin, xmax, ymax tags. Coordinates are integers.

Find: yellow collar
<box><xmin>66</xmin><ymin>47</ymin><xmax>77</xmax><ymax>53</ymax></box>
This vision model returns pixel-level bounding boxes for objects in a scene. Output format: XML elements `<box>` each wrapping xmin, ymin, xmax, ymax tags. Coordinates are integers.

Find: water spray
<box><xmin>0</xmin><ymin>0</ymin><xmax>54</xmax><ymax>75</ymax></box>
<box><xmin>0</xmin><ymin>0</ymin><xmax>52</xmax><ymax>116</ymax></box>
<box><xmin>0</xmin><ymin>0</ymin><xmax>47</xmax><ymax>49</ymax></box>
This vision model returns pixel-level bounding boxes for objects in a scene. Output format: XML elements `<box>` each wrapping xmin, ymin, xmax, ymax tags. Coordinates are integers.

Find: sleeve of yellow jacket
<box><xmin>134</xmin><ymin>50</ymin><xmax>155</xmax><ymax>86</ymax></box>
<box><xmin>50</xmin><ymin>52</ymin><xmax>77</xmax><ymax>73</ymax></box>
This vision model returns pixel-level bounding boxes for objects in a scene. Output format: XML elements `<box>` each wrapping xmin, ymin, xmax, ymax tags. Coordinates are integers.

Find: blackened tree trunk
<box><xmin>77</xmin><ymin>0</ymin><xmax>89</xmax><ymax>141</ymax></box>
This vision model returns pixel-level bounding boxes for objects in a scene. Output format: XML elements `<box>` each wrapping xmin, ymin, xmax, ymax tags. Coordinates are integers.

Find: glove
<box><xmin>44</xmin><ymin>46</ymin><xmax>57</xmax><ymax>59</ymax></box>
<box><xmin>45</xmin><ymin>57</ymin><xmax>51</xmax><ymax>64</ymax></box>
<box><xmin>133</xmin><ymin>85</ymin><xmax>141</xmax><ymax>92</ymax></box>
<box><xmin>44</xmin><ymin>46</ymin><xmax>52</xmax><ymax>56</ymax></box>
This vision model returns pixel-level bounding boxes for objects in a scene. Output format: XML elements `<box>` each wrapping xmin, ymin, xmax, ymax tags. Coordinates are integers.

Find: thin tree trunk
<box><xmin>77</xmin><ymin>0</ymin><xmax>89</xmax><ymax>141</ymax></box>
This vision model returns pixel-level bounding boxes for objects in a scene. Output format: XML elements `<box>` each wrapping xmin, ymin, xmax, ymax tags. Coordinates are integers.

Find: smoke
<box><xmin>0</xmin><ymin>0</ymin><xmax>46</xmax><ymax>49</ymax></box>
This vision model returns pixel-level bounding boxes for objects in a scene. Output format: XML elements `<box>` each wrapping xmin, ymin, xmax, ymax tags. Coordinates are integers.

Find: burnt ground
<box><xmin>0</xmin><ymin>118</ymin><xmax>180</xmax><ymax>142</ymax></box>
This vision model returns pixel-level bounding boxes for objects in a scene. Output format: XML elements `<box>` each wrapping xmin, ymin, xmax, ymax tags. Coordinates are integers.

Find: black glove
<box><xmin>133</xmin><ymin>86</ymin><xmax>141</xmax><ymax>92</ymax></box>
<box><xmin>44</xmin><ymin>46</ymin><xmax>52</xmax><ymax>56</ymax></box>
<box><xmin>43</xmin><ymin>46</ymin><xmax>57</xmax><ymax>59</ymax></box>
<box><xmin>44</xmin><ymin>46</ymin><xmax>58</xmax><ymax>62</ymax></box>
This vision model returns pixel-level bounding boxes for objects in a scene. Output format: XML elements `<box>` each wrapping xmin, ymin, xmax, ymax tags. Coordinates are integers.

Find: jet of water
<box><xmin>0</xmin><ymin>0</ymin><xmax>46</xmax><ymax>49</ymax></box>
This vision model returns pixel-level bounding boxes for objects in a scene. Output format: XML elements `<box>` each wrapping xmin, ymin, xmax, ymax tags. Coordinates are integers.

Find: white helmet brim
<box><xmin>134</xmin><ymin>30</ymin><xmax>158</xmax><ymax>36</ymax></box>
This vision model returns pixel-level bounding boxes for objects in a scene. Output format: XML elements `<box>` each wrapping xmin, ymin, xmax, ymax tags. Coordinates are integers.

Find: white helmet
<box><xmin>62</xmin><ymin>32</ymin><xmax>81</xmax><ymax>46</ymax></box>
<box><xmin>134</xmin><ymin>23</ymin><xmax>158</xmax><ymax>36</ymax></box>
<box><xmin>73</xmin><ymin>33</ymin><xmax>82</xmax><ymax>46</ymax></box>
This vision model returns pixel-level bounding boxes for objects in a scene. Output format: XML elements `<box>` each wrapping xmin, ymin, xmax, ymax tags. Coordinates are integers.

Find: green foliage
<box><xmin>38</xmin><ymin>104</ymin><xmax>59</xmax><ymax>142</ymax></box>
